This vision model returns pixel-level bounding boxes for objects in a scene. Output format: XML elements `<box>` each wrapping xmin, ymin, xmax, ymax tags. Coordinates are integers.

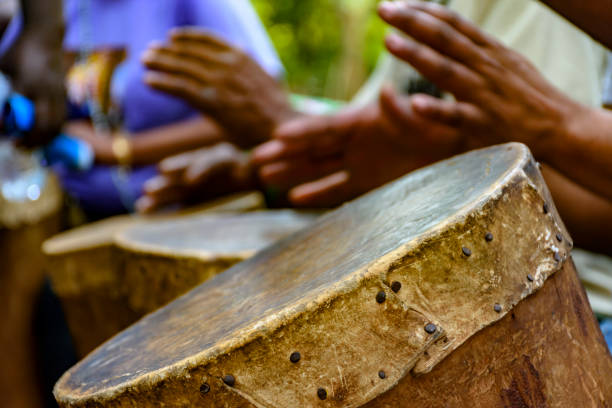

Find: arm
<box><xmin>65</xmin><ymin>116</ymin><xmax>226</xmax><ymax>165</ymax></box>
<box><xmin>538</xmin><ymin>0</ymin><xmax>612</xmax><ymax>49</ymax></box>
<box><xmin>378</xmin><ymin>1</ymin><xmax>612</xmax><ymax>201</ymax></box>
<box><xmin>541</xmin><ymin>164</ymin><xmax>612</xmax><ymax>257</ymax></box>
<box><xmin>20</xmin><ymin>0</ymin><xmax>63</xmax><ymax>29</ymax></box>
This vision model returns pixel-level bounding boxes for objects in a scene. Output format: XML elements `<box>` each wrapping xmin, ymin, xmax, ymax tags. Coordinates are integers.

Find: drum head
<box><xmin>116</xmin><ymin>210</ymin><xmax>318</xmax><ymax>261</ymax></box>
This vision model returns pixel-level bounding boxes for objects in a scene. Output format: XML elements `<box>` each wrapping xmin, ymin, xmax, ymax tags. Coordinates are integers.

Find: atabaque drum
<box><xmin>54</xmin><ymin>144</ymin><xmax>612</xmax><ymax>407</ymax></box>
<box><xmin>43</xmin><ymin>192</ymin><xmax>268</xmax><ymax>356</ymax></box>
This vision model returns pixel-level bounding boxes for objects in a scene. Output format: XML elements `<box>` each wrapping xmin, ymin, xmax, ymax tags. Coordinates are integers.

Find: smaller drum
<box><xmin>44</xmin><ymin>191</ymin><xmax>265</xmax><ymax>356</ymax></box>
<box><xmin>114</xmin><ymin>210</ymin><xmax>318</xmax><ymax>326</ymax></box>
<box><xmin>46</xmin><ymin>206</ymin><xmax>315</xmax><ymax>356</ymax></box>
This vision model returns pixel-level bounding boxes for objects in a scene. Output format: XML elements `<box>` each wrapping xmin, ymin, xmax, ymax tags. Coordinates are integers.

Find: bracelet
<box><xmin>111</xmin><ymin>132</ymin><xmax>132</xmax><ymax>166</ymax></box>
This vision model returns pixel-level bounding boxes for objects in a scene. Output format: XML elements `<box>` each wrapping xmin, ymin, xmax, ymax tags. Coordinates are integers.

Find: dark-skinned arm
<box><xmin>378</xmin><ymin>0</ymin><xmax>612</xmax><ymax>201</ymax></box>
<box><xmin>541</xmin><ymin>164</ymin><xmax>612</xmax><ymax>257</ymax></box>
<box><xmin>538</xmin><ymin>0</ymin><xmax>612</xmax><ymax>49</ymax></box>
<box><xmin>64</xmin><ymin>116</ymin><xmax>226</xmax><ymax>166</ymax></box>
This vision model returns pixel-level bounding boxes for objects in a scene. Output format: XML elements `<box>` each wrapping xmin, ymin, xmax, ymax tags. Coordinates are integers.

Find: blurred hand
<box><xmin>1</xmin><ymin>31</ymin><xmax>66</xmax><ymax>146</ymax></box>
<box><xmin>377</xmin><ymin>0</ymin><xmax>583</xmax><ymax>158</ymax></box>
<box><xmin>253</xmin><ymin>87</ymin><xmax>462</xmax><ymax>207</ymax></box>
<box><xmin>135</xmin><ymin>142</ymin><xmax>256</xmax><ymax>213</ymax></box>
<box><xmin>142</xmin><ymin>28</ymin><xmax>294</xmax><ymax>148</ymax></box>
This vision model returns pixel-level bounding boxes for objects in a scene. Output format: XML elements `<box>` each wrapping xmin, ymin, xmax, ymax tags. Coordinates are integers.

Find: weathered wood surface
<box><xmin>54</xmin><ymin>144</ymin><xmax>612</xmax><ymax>407</ymax></box>
<box><xmin>44</xmin><ymin>192</ymin><xmax>265</xmax><ymax>356</ymax></box>
<box><xmin>363</xmin><ymin>259</ymin><xmax>611</xmax><ymax>407</ymax></box>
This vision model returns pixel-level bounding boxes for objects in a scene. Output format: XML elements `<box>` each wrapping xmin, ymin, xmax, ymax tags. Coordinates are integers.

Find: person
<box><xmin>58</xmin><ymin>0</ymin><xmax>287</xmax><ymax>217</ymax></box>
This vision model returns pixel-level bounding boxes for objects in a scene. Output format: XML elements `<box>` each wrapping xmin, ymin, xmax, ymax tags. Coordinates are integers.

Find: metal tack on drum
<box><xmin>222</xmin><ymin>375</ymin><xmax>235</xmax><ymax>387</ymax></box>
<box><xmin>290</xmin><ymin>352</ymin><xmax>301</xmax><ymax>363</ymax></box>
<box><xmin>199</xmin><ymin>383</ymin><xmax>210</xmax><ymax>396</ymax></box>
<box><xmin>391</xmin><ymin>281</ymin><xmax>402</xmax><ymax>293</ymax></box>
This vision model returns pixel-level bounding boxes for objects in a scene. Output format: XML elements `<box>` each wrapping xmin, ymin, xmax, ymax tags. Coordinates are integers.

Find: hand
<box><xmin>0</xmin><ymin>31</ymin><xmax>66</xmax><ymax>146</ymax></box>
<box><xmin>377</xmin><ymin>0</ymin><xmax>583</xmax><ymax>159</ymax></box>
<box><xmin>135</xmin><ymin>142</ymin><xmax>256</xmax><ymax>213</ymax></box>
<box><xmin>141</xmin><ymin>28</ymin><xmax>294</xmax><ymax>148</ymax></box>
<box><xmin>253</xmin><ymin>87</ymin><xmax>461</xmax><ymax>207</ymax></box>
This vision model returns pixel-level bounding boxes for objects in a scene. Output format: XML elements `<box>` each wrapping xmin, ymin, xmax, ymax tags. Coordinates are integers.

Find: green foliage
<box><xmin>252</xmin><ymin>0</ymin><xmax>387</xmax><ymax>100</ymax></box>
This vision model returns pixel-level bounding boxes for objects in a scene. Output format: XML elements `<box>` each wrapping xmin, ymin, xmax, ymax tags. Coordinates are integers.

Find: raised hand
<box><xmin>377</xmin><ymin>0</ymin><xmax>612</xmax><ymax>200</ymax></box>
<box><xmin>378</xmin><ymin>0</ymin><xmax>583</xmax><ymax>154</ymax></box>
<box><xmin>141</xmin><ymin>28</ymin><xmax>294</xmax><ymax>148</ymax></box>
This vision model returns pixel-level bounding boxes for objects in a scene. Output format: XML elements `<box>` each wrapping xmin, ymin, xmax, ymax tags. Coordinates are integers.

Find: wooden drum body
<box><xmin>43</xmin><ymin>192</ymin><xmax>278</xmax><ymax>356</ymax></box>
<box><xmin>54</xmin><ymin>144</ymin><xmax>612</xmax><ymax>407</ymax></box>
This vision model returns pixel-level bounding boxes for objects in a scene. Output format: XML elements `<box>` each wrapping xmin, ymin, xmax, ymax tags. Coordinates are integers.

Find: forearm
<box><xmin>538</xmin><ymin>107</ymin><xmax>612</xmax><ymax>202</ymax></box>
<box><xmin>538</xmin><ymin>0</ymin><xmax>612</xmax><ymax>48</ymax></box>
<box><xmin>541</xmin><ymin>164</ymin><xmax>612</xmax><ymax>256</ymax></box>
<box><xmin>20</xmin><ymin>0</ymin><xmax>63</xmax><ymax>35</ymax></box>
<box><xmin>128</xmin><ymin>116</ymin><xmax>226</xmax><ymax>165</ymax></box>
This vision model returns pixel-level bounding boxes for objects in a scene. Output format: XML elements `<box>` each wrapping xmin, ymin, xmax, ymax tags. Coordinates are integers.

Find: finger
<box><xmin>142</xmin><ymin>175</ymin><xmax>177</xmax><ymax>194</ymax></box>
<box><xmin>380</xmin><ymin>1</ymin><xmax>494</xmax><ymax>47</ymax></box>
<box><xmin>274</xmin><ymin>110</ymin><xmax>357</xmax><ymax>142</ymax></box>
<box><xmin>410</xmin><ymin>93</ymin><xmax>488</xmax><ymax>128</ymax></box>
<box><xmin>378</xmin><ymin>86</ymin><xmax>459</xmax><ymax>146</ymax></box>
<box><xmin>271</xmin><ymin>112</ymin><xmax>359</xmax><ymax>160</ymax></box>
<box><xmin>144</xmin><ymin>41</ymin><xmax>232</xmax><ymax>70</ymax></box>
<box><xmin>142</xmin><ymin>48</ymin><xmax>220</xmax><ymax>84</ymax></box>
<box><xmin>378</xmin><ymin>2</ymin><xmax>492</xmax><ymax>68</ymax></box>
<box><xmin>252</xmin><ymin>139</ymin><xmax>310</xmax><ymax>165</ymax></box>
<box><xmin>288</xmin><ymin>171</ymin><xmax>353</xmax><ymax>208</ymax></box>
<box><xmin>144</xmin><ymin>72</ymin><xmax>211</xmax><ymax>106</ymax></box>
<box><xmin>259</xmin><ymin>157</ymin><xmax>344</xmax><ymax>189</ymax></box>
<box><xmin>136</xmin><ymin>183</ymin><xmax>188</xmax><ymax>213</ymax></box>
<box><xmin>135</xmin><ymin>195</ymin><xmax>156</xmax><ymax>213</ymax></box>
<box><xmin>384</xmin><ymin>33</ymin><xmax>484</xmax><ymax>99</ymax></box>
<box><xmin>158</xmin><ymin>150</ymin><xmax>196</xmax><ymax>176</ymax></box>
<box><xmin>169</xmin><ymin>27</ymin><xmax>232</xmax><ymax>51</ymax></box>
<box><xmin>184</xmin><ymin>152</ymin><xmax>235</xmax><ymax>185</ymax></box>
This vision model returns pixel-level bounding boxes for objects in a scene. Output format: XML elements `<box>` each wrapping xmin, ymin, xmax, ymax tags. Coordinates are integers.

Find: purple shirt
<box><xmin>57</xmin><ymin>0</ymin><xmax>282</xmax><ymax>216</ymax></box>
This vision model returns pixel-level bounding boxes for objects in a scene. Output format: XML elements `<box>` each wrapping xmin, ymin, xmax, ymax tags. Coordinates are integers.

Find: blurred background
<box><xmin>252</xmin><ymin>0</ymin><xmax>386</xmax><ymax>100</ymax></box>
